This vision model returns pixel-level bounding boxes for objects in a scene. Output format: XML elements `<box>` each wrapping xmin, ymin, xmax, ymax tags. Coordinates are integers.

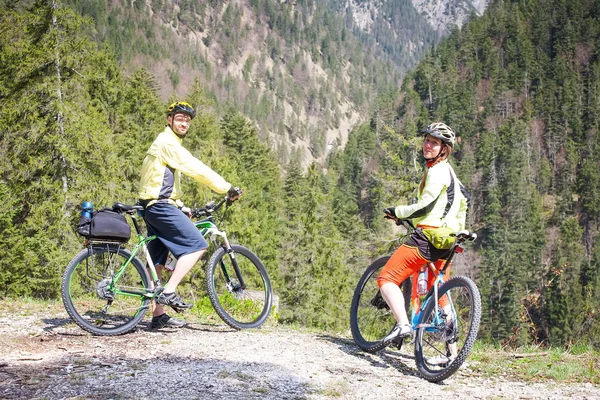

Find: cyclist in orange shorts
<box><xmin>377</xmin><ymin>122</ymin><xmax>469</xmax><ymax>345</ymax></box>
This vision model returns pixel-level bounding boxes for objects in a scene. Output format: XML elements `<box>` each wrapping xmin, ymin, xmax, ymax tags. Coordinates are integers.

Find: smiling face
<box><xmin>423</xmin><ymin>134</ymin><xmax>443</xmax><ymax>159</ymax></box>
<box><xmin>168</xmin><ymin>112</ymin><xmax>192</xmax><ymax>136</ymax></box>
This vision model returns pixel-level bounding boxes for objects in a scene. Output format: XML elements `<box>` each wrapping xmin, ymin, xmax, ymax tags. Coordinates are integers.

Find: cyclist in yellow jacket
<box><xmin>139</xmin><ymin>101</ymin><xmax>242</xmax><ymax>329</ymax></box>
<box><xmin>377</xmin><ymin>122</ymin><xmax>469</xmax><ymax>352</ymax></box>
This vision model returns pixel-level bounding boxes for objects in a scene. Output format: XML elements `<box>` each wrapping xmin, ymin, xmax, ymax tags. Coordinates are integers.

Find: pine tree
<box><xmin>0</xmin><ymin>1</ymin><xmax>129</xmax><ymax>296</ymax></box>
<box><xmin>116</xmin><ymin>68</ymin><xmax>165</xmax><ymax>195</ymax></box>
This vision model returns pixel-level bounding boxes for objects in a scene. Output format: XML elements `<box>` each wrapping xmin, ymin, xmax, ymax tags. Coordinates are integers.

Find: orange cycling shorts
<box><xmin>377</xmin><ymin>244</ymin><xmax>452</xmax><ymax>308</ymax></box>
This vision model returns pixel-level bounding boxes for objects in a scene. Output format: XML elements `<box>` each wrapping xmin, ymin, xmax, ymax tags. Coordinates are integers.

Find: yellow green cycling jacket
<box><xmin>392</xmin><ymin>159</ymin><xmax>469</xmax><ymax>231</ymax></box>
<box><xmin>138</xmin><ymin>126</ymin><xmax>231</xmax><ymax>207</ymax></box>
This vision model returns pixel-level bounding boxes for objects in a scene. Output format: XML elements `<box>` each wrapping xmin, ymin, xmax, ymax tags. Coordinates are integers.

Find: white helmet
<box><xmin>422</xmin><ymin>122</ymin><xmax>456</xmax><ymax>146</ymax></box>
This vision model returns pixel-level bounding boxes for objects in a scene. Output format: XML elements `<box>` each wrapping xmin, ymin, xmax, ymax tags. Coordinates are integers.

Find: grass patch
<box><xmin>217</xmin><ymin>370</ymin><xmax>232</xmax><ymax>379</ymax></box>
<box><xmin>187</xmin><ymin>295</ymin><xmax>278</xmax><ymax>328</ymax></box>
<box><xmin>0</xmin><ymin>297</ymin><xmax>65</xmax><ymax>315</ymax></box>
<box><xmin>67</xmin><ymin>374</ymin><xmax>85</xmax><ymax>384</ymax></box>
<box><xmin>317</xmin><ymin>379</ymin><xmax>350</xmax><ymax>397</ymax></box>
<box><xmin>469</xmin><ymin>342</ymin><xmax>600</xmax><ymax>384</ymax></box>
<box><xmin>129</xmin><ymin>361</ymin><xmax>147</xmax><ymax>371</ymax></box>
<box><xmin>188</xmin><ymin>296</ymin><xmax>221</xmax><ymax>324</ymax></box>
<box><xmin>73</xmin><ymin>358</ymin><xmax>92</xmax><ymax>366</ymax></box>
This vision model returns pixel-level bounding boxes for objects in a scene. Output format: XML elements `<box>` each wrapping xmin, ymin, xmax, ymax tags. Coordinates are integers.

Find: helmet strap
<box><xmin>167</xmin><ymin>115</ymin><xmax>187</xmax><ymax>139</ymax></box>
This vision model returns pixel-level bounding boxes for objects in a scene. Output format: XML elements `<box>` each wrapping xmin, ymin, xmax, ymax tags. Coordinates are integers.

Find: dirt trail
<box><xmin>0</xmin><ymin>310</ymin><xmax>598</xmax><ymax>399</ymax></box>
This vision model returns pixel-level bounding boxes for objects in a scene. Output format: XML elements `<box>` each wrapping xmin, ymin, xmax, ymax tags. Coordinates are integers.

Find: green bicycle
<box><xmin>61</xmin><ymin>197</ymin><xmax>273</xmax><ymax>336</ymax></box>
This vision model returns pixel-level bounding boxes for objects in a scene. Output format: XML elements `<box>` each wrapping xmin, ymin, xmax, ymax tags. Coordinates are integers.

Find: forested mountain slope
<box><xmin>62</xmin><ymin>0</ymin><xmax>489</xmax><ymax>167</ymax></box>
<box><xmin>413</xmin><ymin>0</ymin><xmax>488</xmax><ymax>34</ymax></box>
<box><xmin>341</xmin><ymin>0</ymin><xmax>600</xmax><ymax>347</ymax></box>
<box><xmin>1</xmin><ymin>0</ymin><xmax>599</xmax><ymax>350</ymax></box>
<box><xmin>63</xmin><ymin>0</ymin><xmax>443</xmax><ymax>167</ymax></box>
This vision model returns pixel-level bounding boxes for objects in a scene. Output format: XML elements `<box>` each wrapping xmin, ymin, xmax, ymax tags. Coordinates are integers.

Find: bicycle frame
<box><xmin>411</xmin><ymin>264</ymin><xmax>452</xmax><ymax>332</ymax></box>
<box><xmin>92</xmin><ymin>199</ymin><xmax>244</xmax><ymax>301</ymax></box>
<box><xmin>193</xmin><ymin>216</ymin><xmax>247</xmax><ymax>290</ymax></box>
<box><xmin>194</xmin><ymin>217</ymin><xmax>228</xmax><ymax>246</ymax></box>
<box><xmin>411</xmin><ymin>242</ymin><xmax>463</xmax><ymax>333</ymax></box>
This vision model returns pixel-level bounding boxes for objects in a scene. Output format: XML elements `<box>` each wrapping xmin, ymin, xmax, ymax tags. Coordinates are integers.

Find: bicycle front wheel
<box><xmin>61</xmin><ymin>244</ymin><xmax>151</xmax><ymax>336</ymax></box>
<box><xmin>350</xmin><ymin>256</ymin><xmax>411</xmax><ymax>353</ymax></box>
<box><xmin>206</xmin><ymin>245</ymin><xmax>272</xmax><ymax>330</ymax></box>
<box><xmin>414</xmin><ymin>275</ymin><xmax>481</xmax><ymax>382</ymax></box>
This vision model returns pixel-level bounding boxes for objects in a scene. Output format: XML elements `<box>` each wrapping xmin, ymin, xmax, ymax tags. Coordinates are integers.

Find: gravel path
<box><xmin>0</xmin><ymin>312</ymin><xmax>599</xmax><ymax>399</ymax></box>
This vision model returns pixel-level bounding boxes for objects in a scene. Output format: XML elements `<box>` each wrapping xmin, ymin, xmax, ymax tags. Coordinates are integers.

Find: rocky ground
<box><xmin>0</xmin><ymin>309</ymin><xmax>599</xmax><ymax>400</ymax></box>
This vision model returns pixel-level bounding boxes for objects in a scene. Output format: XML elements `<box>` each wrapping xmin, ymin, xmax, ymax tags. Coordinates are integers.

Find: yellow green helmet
<box><xmin>167</xmin><ymin>101</ymin><xmax>196</xmax><ymax>119</ymax></box>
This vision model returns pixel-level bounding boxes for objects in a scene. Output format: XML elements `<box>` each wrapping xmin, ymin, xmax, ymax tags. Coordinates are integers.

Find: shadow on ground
<box><xmin>317</xmin><ymin>334</ymin><xmax>421</xmax><ymax>378</ymax></box>
<box><xmin>40</xmin><ymin>315</ymin><xmax>235</xmax><ymax>337</ymax></box>
<box><xmin>0</xmin><ymin>353</ymin><xmax>312</xmax><ymax>400</ymax></box>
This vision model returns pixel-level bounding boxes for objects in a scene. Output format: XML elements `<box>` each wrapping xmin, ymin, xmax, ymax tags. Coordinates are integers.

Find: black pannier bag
<box><xmin>78</xmin><ymin>209</ymin><xmax>131</xmax><ymax>242</ymax></box>
<box><xmin>77</xmin><ymin>215</ymin><xmax>91</xmax><ymax>236</ymax></box>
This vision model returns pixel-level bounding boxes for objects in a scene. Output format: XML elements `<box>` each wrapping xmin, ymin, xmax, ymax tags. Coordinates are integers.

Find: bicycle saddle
<box><xmin>112</xmin><ymin>202</ymin><xmax>144</xmax><ymax>213</ymax></box>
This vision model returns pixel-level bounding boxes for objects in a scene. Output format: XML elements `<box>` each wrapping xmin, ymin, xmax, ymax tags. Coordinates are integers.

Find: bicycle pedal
<box><xmin>170</xmin><ymin>306</ymin><xmax>185</xmax><ymax>314</ymax></box>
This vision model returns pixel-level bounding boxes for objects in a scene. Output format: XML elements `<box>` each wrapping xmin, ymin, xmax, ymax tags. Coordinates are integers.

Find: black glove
<box><xmin>383</xmin><ymin>207</ymin><xmax>396</xmax><ymax>219</ymax></box>
<box><xmin>227</xmin><ymin>186</ymin><xmax>243</xmax><ymax>200</ymax></box>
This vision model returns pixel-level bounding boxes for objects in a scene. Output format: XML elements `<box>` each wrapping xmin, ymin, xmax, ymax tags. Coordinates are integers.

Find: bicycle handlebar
<box><xmin>190</xmin><ymin>196</ymin><xmax>234</xmax><ymax>219</ymax></box>
<box><xmin>384</xmin><ymin>214</ymin><xmax>415</xmax><ymax>229</ymax></box>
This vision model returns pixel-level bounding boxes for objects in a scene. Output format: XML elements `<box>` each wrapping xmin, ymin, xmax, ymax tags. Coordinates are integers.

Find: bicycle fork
<box><xmin>209</xmin><ymin>230</ymin><xmax>247</xmax><ymax>292</ymax></box>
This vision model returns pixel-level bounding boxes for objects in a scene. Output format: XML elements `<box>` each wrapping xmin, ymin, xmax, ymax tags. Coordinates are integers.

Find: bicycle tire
<box><xmin>350</xmin><ymin>256</ymin><xmax>412</xmax><ymax>353</ymax></box>
<box><xmin>414</xmin><ymin>275</ymin><xmax>481</xmax><ymax>382</ymax></box>
<box><xmin>206</xmin><ymin>244</ymin><xmax>272</xmax><ymax>330</ymax></box>
<box><xmin>61</xmin><ymin>244</ymin><xmax>151</xmax><ymax>336</ymax></box>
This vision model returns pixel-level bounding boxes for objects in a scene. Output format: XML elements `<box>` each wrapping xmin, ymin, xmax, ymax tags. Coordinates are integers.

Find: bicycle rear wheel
<box><xmin>206</xmin><ymin>245</ymin><xmax>272</xmax><ymax>329</ymax></box>
<box><xmin>350</xmin><ymin>256</ymin><xmax>411</xmax><ymax>353</ymax></box>
<box><xmin>61</xmin><ymin>244</ymin><xmax>151</xmax><ymax>336</ymax></box>
<box><xmin>414</xmin><ymin>275</ymin><xmax>481</xmax><ymax>382</ymax></box>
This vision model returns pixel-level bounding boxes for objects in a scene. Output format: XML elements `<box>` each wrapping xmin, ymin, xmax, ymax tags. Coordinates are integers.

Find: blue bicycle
<box><xmin>350</xmin><ymin>221</ymin><xmax>481</xmax><ymax>382</ymax></box>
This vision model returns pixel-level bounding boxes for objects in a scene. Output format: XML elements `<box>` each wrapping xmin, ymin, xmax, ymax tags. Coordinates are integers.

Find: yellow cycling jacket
<box><xmin>138</xmin><ymin>126</ymin><xmax>231</xmax><ymax>207</ymax></box>
<box><xmin>393</xmin><ymin>159</ymin><xmax>469</xmax><ymax>232</ymax></box>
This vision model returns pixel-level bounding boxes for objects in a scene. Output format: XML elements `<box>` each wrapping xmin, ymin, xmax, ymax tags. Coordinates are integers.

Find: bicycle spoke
<box><xmin>62</xmin><ymin>245</ymin><xmax>150</xmax><ymax>336</ymax></box>
<box><xmin>415</xmin><ymin>276</ymin><xmax>481</xmax><ymax>382</ymax></box>
<box><xmin>206</xmin><ymin>245</ymin><xmax>272</xmax><ymax>329</ymax></box>
<box><xmin>421</xmin><ymin>336</ymin><xmax>448</xmax><ymax>358</ymax></box>
<box><xmin>350</xmin><ymin>257</ymin><xmax>412</xmax><ymax>353</ymax></box>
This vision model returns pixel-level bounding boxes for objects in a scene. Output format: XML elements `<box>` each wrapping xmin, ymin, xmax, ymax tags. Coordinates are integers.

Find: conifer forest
<box><xmin>2</xmin><ymin>0</ymin><xmax>600</xmax><ymax>349</ymax></box>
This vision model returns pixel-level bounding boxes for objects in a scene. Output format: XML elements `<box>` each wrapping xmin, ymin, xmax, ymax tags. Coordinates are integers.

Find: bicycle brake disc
<box><xmin>445</xmin><ymin>321</ymin><xmax>458</xmax><ymax>344</ymax></box>
<box><xmin>370</xmin><ymin>291</ymin><xmax>389</xmax><ymax>310</ymax></box>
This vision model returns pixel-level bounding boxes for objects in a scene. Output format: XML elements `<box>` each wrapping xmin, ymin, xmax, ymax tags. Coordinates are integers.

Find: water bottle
<box><xmin>81</xmin><ymin>201</ymin><xmax>93</xmax><ymax>219</ymax></box>
<box><xmin>417</xmin><ymin>267</ymin><xmax>428</xmax><ymax>295</ymax></box>
<box><xmin>77</xmin><ymin>201</ymin><xmax>93</xmax><ymax>236</ymax></box>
